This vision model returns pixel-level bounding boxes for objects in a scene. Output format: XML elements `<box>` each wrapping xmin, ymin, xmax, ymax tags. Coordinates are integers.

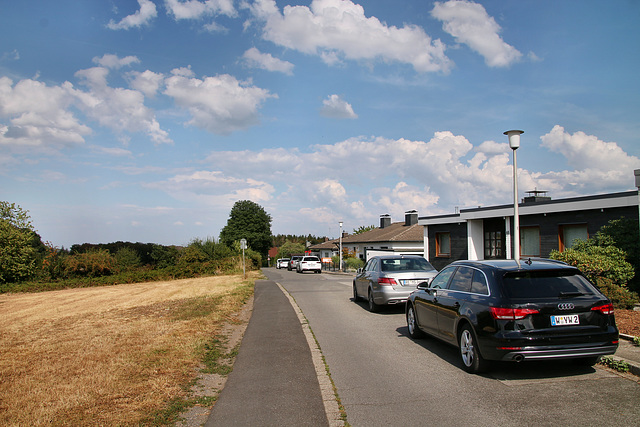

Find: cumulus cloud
<box><xmin>538</xmin><ymin>125</ymin><xmax>640</xmax><ymax>192</ymax></box>
<box><xmin>73</xmin><ymin>66</ymin><xmax>172</xmax><ymax>144</ymax></box>
<box><xmin>165</xmin><ymin>0</ymin><xmax>236</xmax><ymax>19</ymax></box>
<box><xmin>242</xmin><ymin>47</ymin><xmax>294</xmax><ymax>75</ymax></box>
<box><xmin>93</xmin><ymin>54</ymin><xmax>140</xmax><ymax>69</ymax></box>
<box><xmin>126</xmin><ymin>70</ymin><xmax>165</xmax><ymax>97</ymax></box>
<box><xmin>251</xmin><ymin>0</ymin><xmax>452</xmax><ymax>73</ymax></box>
<box><xmin>320</xmin><ymin>94</ymin><xmax>357</xmax><ymax>119</ymax></box>
<box><xmin>431</xmin><ymin>0</ymin><xmax>522</xmax><ymax>67</ymax></box>
<box><xmin>164</xmin><ymin>73</ymin><xmax>276</xmax><ymax>135</ymax></box>
<box><xmin>107</xmin><ymin>0</ymin><xmax>157</xmax><ymax>30</ymax></box>
<box><xmin>0</xmin><ymin>77</ymin><xmax>91</xmax><ymax>150</ymax></box>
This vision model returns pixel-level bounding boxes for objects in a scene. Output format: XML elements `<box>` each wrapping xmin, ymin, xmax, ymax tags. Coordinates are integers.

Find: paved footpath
<box><xmin>205</xmin><ymin>280</ymin><xmax>330</xmax><ymax>426</ymax></box>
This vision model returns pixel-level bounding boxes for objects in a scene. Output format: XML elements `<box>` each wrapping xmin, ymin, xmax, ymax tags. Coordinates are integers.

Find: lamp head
<box><xmin>504</xmin><ymin>130</ymin><xmax>524</xmax><ymax>150</ymax></box>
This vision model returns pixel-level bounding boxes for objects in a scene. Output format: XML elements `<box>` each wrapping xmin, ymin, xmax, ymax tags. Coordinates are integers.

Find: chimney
<box><xmin>380</xmin><ymin>214</ymin><xmax>391</xmax><ymax>229</ymax></box>
<box><xmin>523</xmin><ymin>189</ymin><xmax>551</xmax><ymax>204</ymax></box>
<box><xmin>404</xmin><ymin>210</ymin><xmax>418</xmax><ymax>226</ymax></box>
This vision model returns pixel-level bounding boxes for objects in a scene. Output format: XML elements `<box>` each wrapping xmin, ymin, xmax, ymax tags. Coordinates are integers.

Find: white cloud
<box><xmin>0</xmin><ymin>77</ymin><xmax>91</xmax><ymax>151</ymax></box>
<box><xmin>73</xmin><ymin>66</ymin><xmax>172</xmax><ymax>144</ymax></box>
<box><xmin>165</xmin><ymin>0</ymin><xmax>236</xmax><ymax>19</ymax></box>
<box><xmin>127</xmin><ymin>70</ymin><xmax>165</xmax><ymax>97</ymax></box>
<box><xmin>431</xmin><ymin>0</ymin><xmax>522</xmax><ymax>67</ymax></box>
<box><xmin>163</xmin><ymin>73</ymin><xmax>276</xmax><ymax>135</ymax></box>
<box><xmin>320</xmin><ymin>94</ymin><xmax>357</xmax><ymax>119</ymax></box>
<box><xmin>538</xmin><ymin>125</ymin><xmax>640</xmax><ymax>192</ymax></box>
<box><xmin>107</xmin><ymin>0</ymin><xmax>157</xmax><ymax>30</ymax></box>
<box><xmin>251</xmin><ymin>0</ymin><xmax>452</xmax><ymax>73</ymax></box>
<box><xmin>93</xmin><ymin>54</ymin><xmax>140</xmax><ymax>69</ymax></box>
<box><xmin>146</xmin><ymin>170</ymin><xmax>275</xmax><ymax>206</ymax></box>
<box><xmin>242</xmin><ymin>47</ymin><xmax>294</xmax><ymax>75</ymax></box>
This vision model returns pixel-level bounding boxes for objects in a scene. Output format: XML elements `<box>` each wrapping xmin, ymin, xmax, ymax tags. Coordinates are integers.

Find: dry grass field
<box><xmin>0</xmin><ymin>272</ymin><xmax>258</xmax><ymax>426</ymax></box>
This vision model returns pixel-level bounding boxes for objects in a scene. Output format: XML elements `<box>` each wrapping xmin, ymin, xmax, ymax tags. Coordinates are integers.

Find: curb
<box><xmin>606</xmin><ymin>333</ymin><xmax>640</xmax><ymax>378</ymax></box>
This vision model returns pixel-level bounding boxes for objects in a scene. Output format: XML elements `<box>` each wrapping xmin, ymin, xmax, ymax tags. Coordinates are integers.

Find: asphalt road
<box><xmin>264</xmin><ymin>268</ymin><xmax>640</xmax><ymax>427</ymax></box>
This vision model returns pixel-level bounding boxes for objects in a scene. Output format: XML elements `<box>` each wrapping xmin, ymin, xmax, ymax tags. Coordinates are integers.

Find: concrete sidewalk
<box><xmin>205</xmin><ymin>280</ymin><xmax>330</xmax><ymax>426</ymax></box>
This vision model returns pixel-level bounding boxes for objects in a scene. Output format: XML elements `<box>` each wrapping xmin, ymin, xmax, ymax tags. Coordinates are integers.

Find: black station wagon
<box><xmin>406</xmin><ymin>259</ymin><xmax>619</xmax><ymax>373</ymax></box>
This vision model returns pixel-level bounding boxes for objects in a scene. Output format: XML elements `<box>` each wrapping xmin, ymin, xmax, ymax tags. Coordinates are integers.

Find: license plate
<box><xmin>551</xmin><ymin>315</ymin><xmax>579</xmax><ymax>326</ymax></box>
<box><xmin>402</xmin><ymin>279</ymin><xmax>421</xmax><ymax>286</ymax></box>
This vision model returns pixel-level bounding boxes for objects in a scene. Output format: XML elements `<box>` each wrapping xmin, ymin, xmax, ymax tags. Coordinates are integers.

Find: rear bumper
<box><xmin>498</xmin><ymin>343</ymin><xmax>618</xmax><ymax>362</ymax></box>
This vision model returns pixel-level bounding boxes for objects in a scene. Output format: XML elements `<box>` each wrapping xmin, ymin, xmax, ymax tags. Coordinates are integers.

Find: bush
<box><xmin>64</xmin><ymin>249</ymin><xmax>117</xmax><ymax>278</ymax></box>
<box><xmin>593</xmin><ymin>277</ymin><xmax>639</xmax><ymax>309</ymax></box>
<box><xmin>550</xmin><ymin>244</ymin><xmax>635</xmax><ymax>287</ymax></box>
<box><xmin>115</xmin><ymin>247</ymin><xmax>141</xmax><ymax>271</ymax></box>
<box><xmin>345</xmin><ymin>257</ymin><xmax>364</xmax><ymax>271</ymax></box>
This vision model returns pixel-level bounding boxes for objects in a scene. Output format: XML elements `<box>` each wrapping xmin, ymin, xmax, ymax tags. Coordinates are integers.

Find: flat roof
<box><xmin>419</xmin><ymin>190</ymin><xmax>638</xmax><ymax>225</ymax></box>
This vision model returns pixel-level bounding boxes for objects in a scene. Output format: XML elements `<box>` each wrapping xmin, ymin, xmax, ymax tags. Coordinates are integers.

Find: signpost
<box><xmin>240</xmin><ymin>238</ymin><xmax>247</xmax><ymax>279</ymax></box>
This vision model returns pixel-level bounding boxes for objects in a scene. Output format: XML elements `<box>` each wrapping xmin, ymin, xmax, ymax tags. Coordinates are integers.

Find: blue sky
<box><xmin>1</xmin><ymin>0</ymin><xmax>639</xmax><ymax>248</ymax></box>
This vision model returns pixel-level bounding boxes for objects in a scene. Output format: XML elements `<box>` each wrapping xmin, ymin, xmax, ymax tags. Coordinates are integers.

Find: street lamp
<box><xmin>635</xmin><ymin>169</ymin><xmax>640</xmax><ymax>244</ymax></box>
<box><xmin>339</xmin><ymin>221</ymin><xmax>343</xmax><ymax>272</ymax></box>
<box><xmin>504</xmin><ymin>130</ymin><xmax>523</xmax><ymax>261</ymax></box>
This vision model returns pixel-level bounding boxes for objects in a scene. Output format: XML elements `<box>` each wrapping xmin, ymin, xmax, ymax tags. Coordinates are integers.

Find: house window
<box><xmin>520</xmin><ymin>226</ymin><xmax>540</xmax><ymax>257</ymax></box>
<box><xmin>484</xmin><ymin>230</ymin><xmax>503</xmax><ymax>258</ymax></box>
<box><xmin>436</xmin><ymin>232</ymin><xmax>451</xmax><ymax>257</ymax></box>
<box><xmin>559</xmin><ymin>224</ymin><xmax>588</xmax><ymax>251</ymax></box>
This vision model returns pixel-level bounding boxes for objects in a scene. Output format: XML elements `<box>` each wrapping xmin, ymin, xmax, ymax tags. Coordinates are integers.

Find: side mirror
<box><xmin>416</xmin><ymin>279</ymin><xmax>430</xmax><ymax>290</ymax></box>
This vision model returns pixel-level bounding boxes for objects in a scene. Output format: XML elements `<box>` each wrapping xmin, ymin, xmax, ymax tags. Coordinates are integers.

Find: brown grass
<box><xmin>0</xmin><ymin>272</ymin><xmax>258</xmax><ymax>426</ymax></box>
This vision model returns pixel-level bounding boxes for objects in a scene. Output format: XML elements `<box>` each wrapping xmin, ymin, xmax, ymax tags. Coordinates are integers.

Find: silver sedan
<box><xmin>353</xmin><ymin>255</ymin><xmax>438</xmax><ymax>312</ymax></box>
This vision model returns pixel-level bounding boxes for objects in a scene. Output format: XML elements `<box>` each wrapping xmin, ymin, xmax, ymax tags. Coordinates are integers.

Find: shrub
<box><xmin>115</xmin><ymin>247</ymin><xmax>141</xmax><ymax>271</ymax></box>
<box><xmin>593</xmin><ymin>277</ymin><xmax>639</xmax><ymax>309</ymax></box>
<box><xmin>345</xmin><ymin>257</ymin><xmax>364</xmax><ymax>271</ymax></box>
<box><xmin>64</xmin><ymin>249</ymin><xmax>117</xmax><ymax>278</ymax></box>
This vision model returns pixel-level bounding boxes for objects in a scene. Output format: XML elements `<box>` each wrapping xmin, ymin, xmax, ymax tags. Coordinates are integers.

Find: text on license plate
<box><xmin>402</xmin><ymin>279</ymin><xmax>422</xmax><ymax>286</ymax></box>
<box><xmin>551</xmin><ymin>315</ymin><xmax>579</xmax><ymax>326</ymax></box>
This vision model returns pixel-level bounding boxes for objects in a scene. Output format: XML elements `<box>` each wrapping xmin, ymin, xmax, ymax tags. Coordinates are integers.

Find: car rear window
<box><xmin>502</xmin><ymin>270</ymin><xmax>597</xmax><ymax>299</ymax></box>
<box><xmin>304</xmin><ymin>257</ymin><xmax>320</xmax><ymax>261</ymax></box>
<box><xmin>380</xmin><ymin>257</ymin><xmax>436</xmax><ymax>272</ymax></box>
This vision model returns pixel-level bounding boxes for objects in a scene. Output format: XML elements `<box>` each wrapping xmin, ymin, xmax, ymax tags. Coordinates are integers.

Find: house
<box><xmin>419</xmin><ymin>190</ymin><xmax>639</xmax><ymax>271</ymax></box>
<box><xmin>309</xmin><ymin>211</ymin><xmax>424</xmax><ymax>261</ymax></box>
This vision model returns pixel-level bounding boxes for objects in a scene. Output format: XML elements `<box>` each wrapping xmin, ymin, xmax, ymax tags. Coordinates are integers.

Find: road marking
<box><xmin>276</xmin><ymin>282</ymin><xmax>345</xmax><ymax>427</ymax></box>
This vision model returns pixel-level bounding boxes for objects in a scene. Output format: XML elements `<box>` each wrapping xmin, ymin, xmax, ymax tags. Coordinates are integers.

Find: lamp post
<box><xmin>504</xmin><ymin>130</ymin><xmax>523</xmax><ymax>261</ymax></box>
<box><xmin>635</xmin><ymin>170</ymin><xmax>640</xmax><ymax>244</ymax></box>
<box><xmin>339</xmin><ymin>221</ymin><xmax>343</xmax><ymax>272</ymax></box>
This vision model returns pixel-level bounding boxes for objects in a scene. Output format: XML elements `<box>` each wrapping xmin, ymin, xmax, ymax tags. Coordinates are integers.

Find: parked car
<box><xmin>297</xmin><ymin>256</ymin><xmax>322</xmax><ymax>274</ymax></box>
<box><xmin>353</xmin><ymin>255</ymin><xmax>438</xmax><ymax>312</ymax></box>
<box><xmin>276</xmin><ymin>258</ymin><xmax>290</xmax><ymax>269</ymax></box>
<box><xmin>288</xmin><ymin>255</ymin><xmax>302</xmax><ymax>271</ymax></box>
<box><xmin>406</xmin><ymin>259</ymin><xmax>619</xmax><ymax>374</ymax></box>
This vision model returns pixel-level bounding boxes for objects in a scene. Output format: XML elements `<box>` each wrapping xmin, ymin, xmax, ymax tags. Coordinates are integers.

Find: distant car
<box><xmin>353</xmin><ymin>255</ymin><xmax>438</xmax><ymax>312</ymax></box>
<box><xmin>277</xmin><ymin>258</ymin><xmax>290</xmax><ymax>269</ymax></box>
<box><xmin>288</xmin><ymin>255</ymin><xmax>302</xmax><ymax>271</ymax></box>
<box><xmin>297</xmin><ymin>256</ymin><xmax>322</xmax><ymax>274</ymax></box>
<box><xmin>406</xmin><ymin>259</ymin><xmax>619</xmax><ymax>374</ymax></box>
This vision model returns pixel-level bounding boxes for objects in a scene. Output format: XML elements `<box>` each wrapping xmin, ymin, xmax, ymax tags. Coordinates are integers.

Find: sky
<box><xmin>1</xmin><ymin>0</ymin><xmax>639</xmax><ymax>249</ymax></box>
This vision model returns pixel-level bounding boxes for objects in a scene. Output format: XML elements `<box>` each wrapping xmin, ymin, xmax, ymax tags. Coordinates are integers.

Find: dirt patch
<box><xmin>616</xmin><ymin>309</ymin><xmax>640</xmax><ymax>337</ymax></box>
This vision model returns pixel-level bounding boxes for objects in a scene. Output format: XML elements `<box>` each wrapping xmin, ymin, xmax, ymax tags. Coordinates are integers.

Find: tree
<box><xmin>0</xmin><ymin>202</ymin><xmax>38</xmax><ymax>283</ymax></box>
<box><xmin>353</xmin><ymin>225</ymin><xmax>376</xmax><ymax>234</ymax></box>
<box><xmin>277</xmin><ymin>241</ymin><xmax>306</xmax><ymax>259</ymax></box>
<box><xmin>219</xmin><ymin>200</ymin><xmax>272</xmax><ymax>256</ymax></box>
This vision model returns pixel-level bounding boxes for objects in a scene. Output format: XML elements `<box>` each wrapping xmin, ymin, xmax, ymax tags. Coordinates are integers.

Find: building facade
<box><xmin>419</xmin><ymin>191</ymin><xmax>639</xmax><ymax>271</ymax></box>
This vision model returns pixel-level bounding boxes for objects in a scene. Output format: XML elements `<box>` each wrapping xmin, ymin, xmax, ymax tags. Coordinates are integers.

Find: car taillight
<box><xmin>591</xmin><ymin>303</ymin><xmax>614</xmax><ymax>315</ymax></box>
<box><xmin>378</xmin><ymin>277</ymin><xmax>397</xmax><ymax>286</ymax></box>
<box><xmin>490</xmin><ymin>307</ymin><xmax>539</xmax><ymax>320</ymax></box>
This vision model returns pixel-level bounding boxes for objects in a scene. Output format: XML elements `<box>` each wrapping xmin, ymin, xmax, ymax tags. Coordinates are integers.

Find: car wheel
<box><xmin>368</xmin><ymin>290</ymin><xmax>380</xmax><ymax>313</ymax></box>
<box><xmin>459</xmin><ymin>324</ymin><xmax>487</xmax><ymax>374</ymax></box>
<box><xmin>352</xmin><ymin>283</ymin><xmax>360</xmax><ymax>302</ymax></box>
<box><xmin>407</xmin><ymin>304</ymin><xmax>424</xmax><ymax>339</ymax></box>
